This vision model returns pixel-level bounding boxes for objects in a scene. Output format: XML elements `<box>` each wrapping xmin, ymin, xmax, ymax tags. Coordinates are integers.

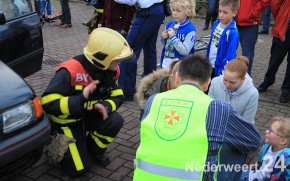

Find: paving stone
<box><xmin>106</xmin><ymin>157</ymin><xmax>127</xmax><ymax>171</ymax></box>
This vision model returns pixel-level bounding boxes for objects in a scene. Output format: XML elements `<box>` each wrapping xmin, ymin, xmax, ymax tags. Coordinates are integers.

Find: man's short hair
<box><xmin>219</xmin><ymin>0</ymin><xmax>240</xmax><ymax>11</ymax></box>
<box><xmin>178</xmin><ymin>54</ymin><xmax>212</xmax><ymax>85</ymax></box>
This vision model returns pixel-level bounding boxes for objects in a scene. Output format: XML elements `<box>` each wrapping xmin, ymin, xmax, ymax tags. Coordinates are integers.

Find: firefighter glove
<box><xmin>46</xmin><ymin>133</ymin><xmax>76</xmax><ymax>163</ymax></box>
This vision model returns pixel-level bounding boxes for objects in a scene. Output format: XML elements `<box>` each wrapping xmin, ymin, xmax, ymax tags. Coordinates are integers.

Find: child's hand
<box><xmin>161</xmin><ymin>30</ymin><xmax>169</xmax><ymax>39</ymax></box>
<box><xmin>167</xmin><ymin>28</ymin><xmax>176</xmax><ymax>37</ymax></box>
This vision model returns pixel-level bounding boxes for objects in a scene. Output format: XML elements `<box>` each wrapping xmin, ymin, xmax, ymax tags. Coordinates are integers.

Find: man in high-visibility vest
<box><xmin>41</xmin><ymin>28</ymin><xmax>135</xmax><ymax>176</ymax></box>
<box><xmin>134</xmin><ymin>54</ymin><xmax>261</xmax><ymax>181</ymax></box>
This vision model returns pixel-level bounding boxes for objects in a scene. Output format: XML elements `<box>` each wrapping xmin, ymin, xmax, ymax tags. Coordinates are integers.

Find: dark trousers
<box><xmin>216</xmin><ymin>144</ymin><xmax>247</xmax><ymax>180</ymax></box>
<box><xmin>118</xmin><ymin>3</ymin><xmax>164</xmax><ymax>96</ymax></box>
<box><xmin>207</xmin><ymin>0</ymin><xmax>219</xmax><ymax>14</ymax></box>
<box><xmin>52</xmin><ymin>111</ymin><xmax>124</xmax><ymax>176</ymax></box>
<box><xmin>60</xmin><ymin>0</ymin><xmax>71</xmax><ymax>24</ymax></box>
<box><xmin>238</xmin><ymin>25</ymin><xmax>259</xmax><ymax>76</ymax></box>
<box><xmin>34</xmin><ymin>0</ymin><xmax>40</xmax><ymax>16</ymax></box>
<box><xmin>263</xmin><ymin>30</ymin><xmax>290</xmax><ymax>95</ymax></box>
<box><xmin>202</xmin><ymin>143</ymin><xmax>246</xmax><ymax>181</ymax></box>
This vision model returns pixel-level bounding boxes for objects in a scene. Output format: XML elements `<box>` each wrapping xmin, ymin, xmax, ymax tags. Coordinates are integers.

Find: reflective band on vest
<box><xmin>137</xmin><ymin>159</ymin><xmax>202</xmax><ymax>180</ymax></box>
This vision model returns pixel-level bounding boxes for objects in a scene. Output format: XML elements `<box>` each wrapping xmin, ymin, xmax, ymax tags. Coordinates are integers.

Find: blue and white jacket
<box><xmin>160</xmin><ymin>19</ymin><xmax>196</xmax><ymax>67</ymax></box>
<box><xmin>257</xmin><ymin>144</ymin><xmax>290</xmax><ymax>181</ymax></box>
<box><xmin>206</xmin><ymin>20</ymin><xmax>239</xmax><ymax>76</ymax></box>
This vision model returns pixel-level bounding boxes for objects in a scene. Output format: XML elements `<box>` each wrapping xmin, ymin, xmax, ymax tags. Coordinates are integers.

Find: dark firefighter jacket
<box><xmin>41</xmin><ymin>54</ymin><xmax>124</xmax><ymax>124</ymax></box>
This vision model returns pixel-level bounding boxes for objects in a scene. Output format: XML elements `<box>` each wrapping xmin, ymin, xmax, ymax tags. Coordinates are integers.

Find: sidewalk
<box><xmin>12</xmin><ymin>1</ymin><xmax>290</xmax><ymax>180</ymax></box>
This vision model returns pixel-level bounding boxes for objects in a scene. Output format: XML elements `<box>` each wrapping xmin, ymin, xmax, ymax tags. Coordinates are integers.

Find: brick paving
<box><xmin>8</xmin><ymin>0</ymin><xmax>290</xmax><ymax>180</ymax></box>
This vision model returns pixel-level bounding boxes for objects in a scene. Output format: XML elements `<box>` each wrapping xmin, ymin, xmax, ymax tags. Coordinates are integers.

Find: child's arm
<box><xmin>170</xmin><ymin>31</ymin><xmax>196</xmax><ymax>56</ymax></box>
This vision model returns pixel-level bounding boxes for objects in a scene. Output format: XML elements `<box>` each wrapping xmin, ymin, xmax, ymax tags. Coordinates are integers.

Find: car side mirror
<box><xmin>0</xmin><ymin>11</ymin><xmax>7</xmax><ymax>25</ymax></box>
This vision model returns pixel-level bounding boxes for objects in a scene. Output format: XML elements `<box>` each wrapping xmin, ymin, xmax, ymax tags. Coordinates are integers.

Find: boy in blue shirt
<box><xmin>206</xmin><ymin>0</ymin><xmax>240</xmax><ymax>77</ymax></box>
<box><xmin>160</xmin><ymin>0</ymin><xmax>196</xmax><ymax>68</ymax></box>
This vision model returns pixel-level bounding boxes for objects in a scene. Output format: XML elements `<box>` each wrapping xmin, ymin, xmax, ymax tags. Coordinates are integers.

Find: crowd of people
<box><xmin>39</xmin><ymin>0</ymin><xmax>290</xmax><ymax>180</ymax></box>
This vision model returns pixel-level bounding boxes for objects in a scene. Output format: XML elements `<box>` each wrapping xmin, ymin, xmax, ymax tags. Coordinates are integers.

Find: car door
<box><xmin>0</xmin><ymin>0</ymin><xmax>44</xmax><ymax>78</ymax></box>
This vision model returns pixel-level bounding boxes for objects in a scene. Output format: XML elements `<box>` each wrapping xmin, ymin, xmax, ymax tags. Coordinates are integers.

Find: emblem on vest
<box><xmin>155</xmin><ymin>99</ymin><xmax>193</xmax><ymax>141</ymax></box>
<box><xmin>76</xmin><ymin>73</ymin><xmax>89</xmax><ymax>82</ymax></box>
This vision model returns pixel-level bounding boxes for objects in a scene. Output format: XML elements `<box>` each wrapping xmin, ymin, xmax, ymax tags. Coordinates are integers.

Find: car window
<box><xmin>0</xmin><ymin>0</ymin><xmax>32</xmax><ymax>20</ymax></box>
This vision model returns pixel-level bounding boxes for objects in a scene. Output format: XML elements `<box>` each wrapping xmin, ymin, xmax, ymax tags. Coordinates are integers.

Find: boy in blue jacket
<box><xmin>160</xmin><ymin>0</ymin><xmax>196</xmax><ymax>68</ymax></box>
<box><xmin>206</xmin><ymin>0</ymin><xmax>240</xmax><ymax>77</ymax></box>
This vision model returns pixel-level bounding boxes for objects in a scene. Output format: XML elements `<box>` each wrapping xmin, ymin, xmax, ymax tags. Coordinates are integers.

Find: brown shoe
<box><xmin>57</xmin><ymin>22</ymin><xmax>64</xmax><ymax>26</ymax></box>
<box><xmin>60</xmin><ymin>24</ymin><xmax>72</xmax><ymax>28</ymax></box>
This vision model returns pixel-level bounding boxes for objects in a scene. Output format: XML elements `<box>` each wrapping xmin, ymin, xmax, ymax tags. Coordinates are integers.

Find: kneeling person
<box><xmin>41</xmin><ymin>28</ymin><xmax>134</xmax><ymax>176</ymax></box>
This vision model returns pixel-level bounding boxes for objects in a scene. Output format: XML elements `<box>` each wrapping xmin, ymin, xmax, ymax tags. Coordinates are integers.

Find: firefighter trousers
<box><xmin>51</xmin><ymin>111</ymin><xmax>124</xmax><ymax>176</ymax></box>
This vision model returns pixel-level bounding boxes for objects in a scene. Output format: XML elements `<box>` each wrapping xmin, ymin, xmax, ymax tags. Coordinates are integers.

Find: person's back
<box><xmin>206</xmin><ymin>0</ymin><xmax>240</xmax><ymax>77</ymax></box>
<box><xmin>159</xmin><ymin>0</ymin><xmax>196</xmax><ymax>68</ymax></box>
<box><xmin>209</xmin><ymin>56</ymin><xmax>259</xmax><ymax>123</ymax></box>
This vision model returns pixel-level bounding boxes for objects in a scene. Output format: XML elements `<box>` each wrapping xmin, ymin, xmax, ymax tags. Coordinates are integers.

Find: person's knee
<box><xmin>108</xmin><ymin>112</ymin><xmax>124</xmax><ymax>132</ymax></box>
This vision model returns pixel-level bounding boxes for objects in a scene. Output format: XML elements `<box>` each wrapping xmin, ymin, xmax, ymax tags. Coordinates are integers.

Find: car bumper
<box><xmin>0</xmin><ymin>115</ymin><xmax>51</xmax><ymax>177</ymax></box>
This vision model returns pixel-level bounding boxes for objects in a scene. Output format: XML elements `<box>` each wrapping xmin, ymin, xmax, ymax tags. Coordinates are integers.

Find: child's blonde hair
<box><xmin>219</xmin><ymin>0</ymin><xmax>240</xmax><ymax>11</ymax></box>
<box><xmin>270</xmin><ymin>117</ymin><xmax>290</xmax><ymax>146</ymax></box>
<box><xmin>170</xmin><ymin>0</ymin><xmax>196</xmax><ymax>18</ymax></box>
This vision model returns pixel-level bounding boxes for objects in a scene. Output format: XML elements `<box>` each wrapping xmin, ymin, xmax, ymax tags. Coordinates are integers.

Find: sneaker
<box><xmin>257</xmin><ymin>83</ymin><xmax>270</xmax><ymax>93</ymax></box>
<box><xmin>258</xmin><ymin>30</ymin><xmax>269</xmax><ymax>34</ymax></box>
<box><xmin>279</xmin><ymin>94</ymin><xmax>290</xmax><ymax>103</ymax></box>
<box><xmin>94</xmin><ymin>154</ymin><xmax>110</xmax><ymax>166</ymax></box>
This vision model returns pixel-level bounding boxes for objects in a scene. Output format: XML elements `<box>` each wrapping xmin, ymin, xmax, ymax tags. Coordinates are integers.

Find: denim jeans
<box><xmin>207</xmin><ymin>0</ymin><xmax>219</xmax><ymax>14</ymax></box>
<box><xmin>240</xmin><ymin>171</ymin><xmax>250</xmax><ymax>181</ymax></box>
<box><xmin>216</xmin><ymin>143</ymin><xmax>247</xmax><ymax>181</ymax></box>
<box><xmin>261</xmin><ymin>5</ymin><xmax>271</xmax><ymax>31</ymax></box>
<box><xmin>263</xmin><ymin>30</ymin><xmax>290</xmax><ymax>95</ymax></box>
<box><xmin>238</xmin><ymin>25</ymin><xmax>259</xmax><ymax>75</ymax></box>
<box><xmin>118</xmin><ymin>3</ymin><xmax>164</xmax><ymax>96</ymax></box>
<box><xmin>40</xmin><ymin>0</ymin><xmax>51</xmax><ymax>16</ymax></box>
<box><xmin>60</xmin><ymin>0</ymin><xmax>71</xmax><ymax>24</ymax></box>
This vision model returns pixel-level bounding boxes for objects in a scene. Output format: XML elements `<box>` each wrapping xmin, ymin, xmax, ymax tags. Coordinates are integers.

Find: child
<box><xmin>135</xmin><ymin>60</ymin><xmax>180</xmax><ymax>110</ymax></box>
<box><xmin>160</xmin><ymin>0</ymin><xmax>196</xmax><ymax>68</ymax></box>
<box><xmin>135</xmin><ymin>60</ymin><xmax>180</xmax><ymax>119</ymax></box>
<box><xmin>97</xmin><ymin>0</ymin><xmax>135</xmax><ymax>37</ymax></box>
<box><xmin>206</xmin><ymin>0</ymin><xmax>240</xmax><ymax>77</ymax></box>
<box><xmin>209</xmin><ymin>56</ymin><xmax>259</xmax><ymax>124</ymax></box>
<box><xmin>240</xmin><ymin>117</ymin><xmax>290</xmax><ymax>181</ymax></box>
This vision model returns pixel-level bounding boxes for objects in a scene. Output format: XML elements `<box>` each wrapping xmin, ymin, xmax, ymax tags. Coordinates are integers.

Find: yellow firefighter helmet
<box><xmin>83</xmin><ymin>27</ymin><xmax>135</xmax><ymax>70</ymax></box>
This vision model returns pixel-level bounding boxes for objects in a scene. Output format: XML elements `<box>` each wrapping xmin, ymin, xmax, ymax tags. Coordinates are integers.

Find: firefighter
<box><xmin>41</xmin><ymin>27</ymin><xmax>135</xmax><ymax>176</ymax></box>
